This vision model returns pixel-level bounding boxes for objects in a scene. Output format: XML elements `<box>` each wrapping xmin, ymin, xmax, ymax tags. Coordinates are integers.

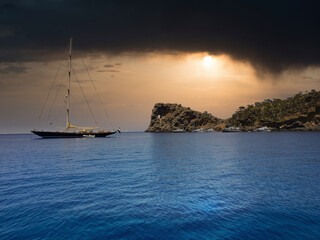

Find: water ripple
<box><xmin>0</xmin><ymin>132</ymin><xmax>320</xmax><ymax>239</ymax></box>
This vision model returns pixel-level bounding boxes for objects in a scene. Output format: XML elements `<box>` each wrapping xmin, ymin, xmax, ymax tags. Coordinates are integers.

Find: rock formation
<box><xmin>145</xmin><ymin>103</ymin><xmax>224</xmax><ymax>132</ymax></box>
<box><xmin>146</xmin><ymin>90</ymin><xmax>320</xmax><ymax>132</ymax></box>
<box><xmin>227</xmin><ymin>89</ymin><xmax>320</xmax><ymax>131</ymax></box>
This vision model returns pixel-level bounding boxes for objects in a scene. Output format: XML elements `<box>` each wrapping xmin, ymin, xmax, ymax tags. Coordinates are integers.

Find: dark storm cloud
<box><xmin>97</xmin><ymin>69</ymin><xmax>120</xmax><ymax>73</ymax></box>
<box><xmin>1</xmin><ymin>0</ymin><xmax>320</xmax><ymax>74</ymax></box>
<box><xmin>0</xmin><ymin>64</ymin><xmax>29</xmax><ymax>74</ymax></box>
<box><xmin>104</xmin><ymin>64</ymin><xmax>114</xmax><ymax>68</ymax></box>
<box><xmin>301</xmin><ymin>76</ymin><xmax>313</xmax><ymax>80</ymax></box>
<box><xmin>301</xmin><ymin>76</ymin><xmax>320</xmax><ymax>83</ymax></box>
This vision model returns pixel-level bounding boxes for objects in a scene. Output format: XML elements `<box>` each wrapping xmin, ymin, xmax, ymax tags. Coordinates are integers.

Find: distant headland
<box><xmin>146</xmin><ymin>90</ymin><xmax>320</xmax><ymax>132</ymax></box>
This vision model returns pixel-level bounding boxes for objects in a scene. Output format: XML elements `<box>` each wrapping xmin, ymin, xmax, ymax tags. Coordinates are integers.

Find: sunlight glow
<box><xmin>203</xmin><ymin>55</ymin><xmax>213</xmax><ymax>68</ymax></box>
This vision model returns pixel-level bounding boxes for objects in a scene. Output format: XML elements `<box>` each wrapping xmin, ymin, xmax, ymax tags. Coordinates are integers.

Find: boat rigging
<box><xmin>32</xmin><ymin>38</ymin><xmax>118</xmax><ymax>138</ymax></box>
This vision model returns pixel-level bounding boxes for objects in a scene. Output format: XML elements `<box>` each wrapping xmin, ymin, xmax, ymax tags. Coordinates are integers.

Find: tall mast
<box><xmin>66</xmin><ymin>37</ymin><xmax>72</xmax><ymax>131</ymax></box>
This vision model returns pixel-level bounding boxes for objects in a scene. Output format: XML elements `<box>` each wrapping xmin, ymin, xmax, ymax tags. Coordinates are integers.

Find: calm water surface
<box><xmin>0</xmin><ymin>132</ymin><xmax>320</xmax><ymax>239</ymax></box>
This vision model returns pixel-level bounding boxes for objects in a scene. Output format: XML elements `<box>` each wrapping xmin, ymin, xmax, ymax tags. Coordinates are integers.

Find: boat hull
<box><xmin>222</xmin><ymin>129</ymin><xmax>241</xmax><ymax>132</ymax></box>
<box><xmin>31</xmin><ymin>130</ymin><xmax>116</xmax><ymax>138</ymax></box>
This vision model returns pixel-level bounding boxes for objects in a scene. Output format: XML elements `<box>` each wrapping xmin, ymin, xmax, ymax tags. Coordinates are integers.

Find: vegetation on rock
<box><xmin>227</xmin><ymin>90</ymin><xmax>320</xmax><ymax>131</ymax></box>
<box><xmin>145</xmin><ymin>103</ymin><xmax>224</xmax><ymax>132</ymax></box>
<box><xmin>146</xmin><ymin>90</ymin><xmax>320</xmax><ymax>132</ymax></box>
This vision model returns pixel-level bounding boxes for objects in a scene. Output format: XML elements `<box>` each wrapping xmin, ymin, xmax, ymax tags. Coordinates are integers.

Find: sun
<box><xmin>203</xmin><ymin>55</ymin><xmax>213</xmax><ymax>68</ymax></box>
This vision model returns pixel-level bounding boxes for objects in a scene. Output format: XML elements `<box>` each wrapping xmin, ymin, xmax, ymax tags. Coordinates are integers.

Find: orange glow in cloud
<box><xmin>203</xmin><ymin>55</ymin><xmax>214</xmax><ymax>68</ymax></box>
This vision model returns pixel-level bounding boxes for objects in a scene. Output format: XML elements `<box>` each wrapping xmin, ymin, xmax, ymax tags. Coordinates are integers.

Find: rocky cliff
<box><xmin>146</xmin><ymin>90</ymin><xmax>320</xmax><ymax>132</ymax></box>
<box><xmin>227</xmin><ymin>89</ymin><xmax>320</xmax><ymax>131</ymax></box>
<box><xmin>145</xmin><ymin>103</ymin><xmax>224</xmax><ymax>132</ymax></box>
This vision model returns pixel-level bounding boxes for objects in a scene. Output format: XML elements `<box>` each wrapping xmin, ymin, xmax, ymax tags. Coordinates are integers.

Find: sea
<box><xmin>0</xmin><ymin>132</ymin><xmax>320</xmax><ymax>240</ymax></box>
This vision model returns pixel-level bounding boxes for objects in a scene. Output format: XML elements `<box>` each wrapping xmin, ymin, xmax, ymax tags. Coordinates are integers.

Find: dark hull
<box><xmin>31</xmin><ymin>130</ymin><xmax>116</xmax><ymax>138</ymax></box>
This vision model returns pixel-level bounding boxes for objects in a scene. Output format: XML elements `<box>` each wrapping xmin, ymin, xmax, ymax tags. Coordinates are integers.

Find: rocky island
<box><xmin>146</xmin><ymin>90</ymin><xmax>320</xmax><ymax>132</ymax></box>
<box><xmin>145</xmin><ymin>103</ymin><xmax>225</xmax><ymax>132</ymax></box>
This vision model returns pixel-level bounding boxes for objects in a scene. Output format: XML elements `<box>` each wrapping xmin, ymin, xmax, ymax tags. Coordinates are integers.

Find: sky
<box><xmin>1</xmin><ymin>0</ymin><xmax>320</xmax><ymax>133</ymax></box>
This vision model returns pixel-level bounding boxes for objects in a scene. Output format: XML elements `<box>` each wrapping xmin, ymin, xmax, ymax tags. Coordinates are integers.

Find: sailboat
<box><xmin>32</xmin><ymin>38</ymin><xmax>117</xmax><ymax>138</ymax></box>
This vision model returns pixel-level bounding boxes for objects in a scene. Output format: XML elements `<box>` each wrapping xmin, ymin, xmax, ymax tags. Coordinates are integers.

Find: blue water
<box><xmin>1</xmin><ymin>132</ymin><xmax>320</xmax><ymax>239</ymax></box>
